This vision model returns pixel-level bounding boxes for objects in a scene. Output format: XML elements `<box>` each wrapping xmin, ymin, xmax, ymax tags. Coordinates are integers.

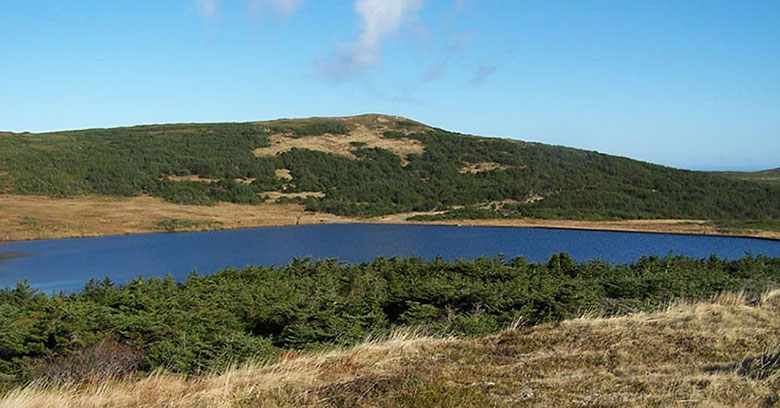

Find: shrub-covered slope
<box><xmin>1</xmin><ymin>254</ymin><xmax>778</xmax><ymax>386</ymax></box>
<box><xmin>1</xmin><ymin>114</ymin><xmax>778</xmax><ymax>220</ymax></box>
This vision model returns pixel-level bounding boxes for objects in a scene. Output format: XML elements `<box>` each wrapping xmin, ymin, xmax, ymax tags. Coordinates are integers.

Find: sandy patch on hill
<box><xmin>164</xmin><ymin>175</ymin><xmax>256</xmax><ymax>185</ymax></box>
<box><xmin>260</xmin><ymin>191</ymin><xmax>326</xmax><ymax>200</ymax></box>
<box><xmin>274</xmin><ymin>169</ymin><xmax>293</xmax><ymax>181</ymax></box>
<box><xmin>253</xmin><ymin>124</ymin><xmax>425</xmax><ymax>165</ymax></box>
<box><xmin>164</xmin><ymin>175</ymin><xmax>219</xmax><ymax>183</ymax></box>
<box><xmin>459</xmin><ymin>162</ymin><xmax>514</xmax><ymax>174</ymax></box>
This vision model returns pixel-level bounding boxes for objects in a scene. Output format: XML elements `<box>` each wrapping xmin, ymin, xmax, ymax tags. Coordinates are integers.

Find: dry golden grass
<box><xmin>163</xmin><ymin>175</ymin><xmax>256</xmax><ymax>185</ymax></box>
<box><xmin>3</xmin><ymin>292</ymin><xmax>780</xmax><ymax>407</ymax></box>
<box><xmin>273</xmin><ymin>169</ymin><xmax>293</xmax><ymax>181</ymax></box>
<box><xmin>164</xmin><ymin>175</ymin><xmax>220</xmax><ymax>183</ymax></box>
<box><xmin>252</xmin><ymin>123</ymin><xmax>425</xmax><ymax>165</ymax></box>
<box><xmin>459</xmin><ymin>161</ymin><xmax>514</xmax><ymax>174</ymax></box>
<box><xmin>260</xmin><ymin>191</ymin><xmax>326</xmax><ymax>200</ymax></box>
<box><xmin>418</xmin><ymin>217</ymin><xmax>780</xmax><ymax>240</ymax></box>
<box><xmin>2</xmin><ymin>194</ymin><xmax>779</xmax><ymax>241</ymax></box>
<box><xmin>0</xmin><ymin>195</ymin><xmax>349</xmax><ymax>241</ymax></box>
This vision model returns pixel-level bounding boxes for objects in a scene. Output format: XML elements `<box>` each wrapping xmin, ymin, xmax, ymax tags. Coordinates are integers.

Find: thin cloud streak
<box><xmin>247</xmin><ymin>0</ymin><xmax>303</xmax><ymax>18</ymax></box>
<box><xmin>321</xmin><ymin>0</ymin><xmax>424</xmax><ymax>79</ymax></box>
<box><xmin>469</xmin><ymin>64</ymin><xmax>496</xmax><ymax>85</ymax></box>
<box><xmin>420</xmin><ymin>30</ymin><xmax>478</xmax><ymax>83</ymax></box>
<box><xmin>196</xmin><ymin>0</ymin><xmax>220</xmax><ymax>19</ymax></box>
<box><xmin>421</xmin><ymin>60</ymin><xmax>448</xmax><ymax>82</ymax></box>
<box><xmin>195</xmin><ymin>0</ymin><xmax>303</xmax><ymax>21</ymax></box>
<box><xmin>449</xmin><ymin>30</ymin><xmax>477</xmax><ymax>52</ymax></box>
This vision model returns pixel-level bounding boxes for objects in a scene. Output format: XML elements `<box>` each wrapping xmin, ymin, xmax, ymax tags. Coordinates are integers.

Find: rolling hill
<box><xmin>717</xmin><ymin>168</ymin><xmax>780</xmax><ymax>186</ymax></box>
<box><xmin>0</xmin><ymin>114</ymin><xmax>778</xmax><ymax>235</ymax></box>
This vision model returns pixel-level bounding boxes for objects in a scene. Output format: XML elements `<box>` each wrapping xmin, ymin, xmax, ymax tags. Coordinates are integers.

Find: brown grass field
<box><xmin>2</xmin><ymin>291</ymin><xmax>779</xmax><ymax>407</ymax></box>
<box><xmin>1</xmin><ymin>195</ymin><xmax>778</xmax><ymax>242</ymax></box>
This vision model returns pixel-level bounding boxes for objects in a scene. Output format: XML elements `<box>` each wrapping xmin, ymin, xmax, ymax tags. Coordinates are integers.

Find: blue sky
<box><xmin>1</xmin><ymin>1</ymin><xmax>778</xmax><ymax>171</ymax></box>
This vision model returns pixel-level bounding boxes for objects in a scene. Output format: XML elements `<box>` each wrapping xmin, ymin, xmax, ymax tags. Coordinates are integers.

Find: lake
<box><xmin>1</xmin><ymin>224</ymin><xmax>779</xmax><ymax>292</ymax></box>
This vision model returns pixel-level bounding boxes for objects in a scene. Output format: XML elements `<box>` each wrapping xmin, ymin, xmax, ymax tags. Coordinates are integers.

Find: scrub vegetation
<box><xmin>2</xmin><ymin>271</ymin><xmax>780</xmax><ymax>407</ymax></box>
<box><xmin>718</xmin><ymin>168</ymin><xmax>780</xmax><ymax>185</ymax></box>
<box><xmin>0</xmin><ymin>115</ymin><xmax>777</xmax><ymax>222</ymax></box>
<box><xmin>1</xmin><ymin>254</ymin><xmax>778</xmax><ymax>390</ymax></box>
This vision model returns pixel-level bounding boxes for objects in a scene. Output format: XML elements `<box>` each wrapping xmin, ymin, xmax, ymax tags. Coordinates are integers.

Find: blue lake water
<box><xmin>1</xmin><ymin>223</ymin><xmax>779</xmax><ymax>292</ymax></box>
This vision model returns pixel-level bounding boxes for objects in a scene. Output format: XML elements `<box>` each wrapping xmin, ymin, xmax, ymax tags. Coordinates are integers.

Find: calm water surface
<box><xmin>1</xmin><ymin>224</ymin><xmax>779</xmax><ymax>292</ymax></box>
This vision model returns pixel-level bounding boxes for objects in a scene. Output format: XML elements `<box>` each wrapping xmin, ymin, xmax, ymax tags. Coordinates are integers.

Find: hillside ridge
<box><xmin>1</xmin><ymin>114</ymin><xmax>778</xmax><ymax>240</ymax></box>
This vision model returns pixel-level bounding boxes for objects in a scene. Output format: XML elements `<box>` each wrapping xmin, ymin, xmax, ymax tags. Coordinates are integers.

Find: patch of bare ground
<box><xmin>163</xmin><ymin>175</ymin><xmax>256</xmax><ymax>185</ymax></box>
<box><xmin>253</xmin><ymin>123</ymin><xmax>425</xmax><ymax>165</ymax></box>
<box><xmin>459</xmin><ymin>161</ymin><xmax>515</xmax><ymax>174</ymax></box>
<box><xmin>274</xmin><ymin>169</ymin><xmax>293</xmax><ymax>181</ymax></box>
<box><xmin>3</xmin><ymin>292</ymin><xmax>779</xmax><ymax>407</ymax></box>
<box><xmin>260</xmin><ymin>191</ymin><xmax>326</xmax><ymax>200</ymax></box>
<box><xmin>368</xmin><ymin>211</ymin><xmax>450</xmax><ymax>223</ymax></box>
<box><xmin>524</xmin><ymin>194</ymin><xmax>544</xmax><ymax>204</ymax></box>
<box><xmin>163</xmin><ymin>175</ymin><xmax>219</xmax><ymax>183</ymax></box>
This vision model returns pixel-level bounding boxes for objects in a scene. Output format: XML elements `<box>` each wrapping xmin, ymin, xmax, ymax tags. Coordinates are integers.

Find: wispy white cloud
<box><xmin>421</xmin><ymin>60</ymin><xmax>448</xmax><ymax>82</ymax></box>
<box><xmin>449</xmin><ymin>30</ymin><xmax>477</xmax><ymax>52</ymax></box>
<box><xmin>195</xmin><ymin>0</ymin><xmax>303</xmax><ymax>21</ymax></box>
<box><xmin>196</xmin><ymin>0</ymin><xmax>220</xmax><ymax>20</ymax></box>
<box><xmin>420</xmin><ymin>30</ymin><xmax>477</xmax><ymax>83</ymax></box>
<box><xmin>247</xmin><ymin>0</ymin><xmax>303</xmax><ymax>18</ymax></box>
<box><xmin>321</xmin><ymin>0</ymin><xmax>424</xmax><ymax>79</ymax></box>
<box><xmin>454</xmin><ymin>0</ymin><xmax>471</xmax><ymax>10</ymax></box>
<box><xmin>469</xmin><ymin>64</ymin><xmax>496</xmax><ymax>85</ymax></box>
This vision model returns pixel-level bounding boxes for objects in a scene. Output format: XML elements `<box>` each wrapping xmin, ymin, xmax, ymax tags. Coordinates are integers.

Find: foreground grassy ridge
<box><xmin>2</xmin><ymin>291</ymin><xmax>779</xmax><ymax>407</ymax></box>
<box><xmin>1</xmin><ymin>114</ymin><xmax>778</xmax><ymax>220</ymax></box>
<box><xmin>1</xmin><ymin>254</ymin><xmax>779</xmax><ymax>387</ymax></box>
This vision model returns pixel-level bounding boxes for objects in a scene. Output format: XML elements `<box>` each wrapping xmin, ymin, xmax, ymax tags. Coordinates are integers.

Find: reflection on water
<box><xmin>0</xmin><ymin>224</ymin><xmax>778</xmax><ymax>292</ymax></box>
<box><xmin>0</xmin><ymin>251</ymin><xmax>30</xmax><ymax>263</ymax></box>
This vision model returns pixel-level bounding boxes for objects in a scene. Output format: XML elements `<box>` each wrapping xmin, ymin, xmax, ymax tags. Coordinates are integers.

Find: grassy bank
<box><xmin>3</xmin><ymin>195</ymin><xmax>780</xmax><ymax>242</ymax></box>
<box><xmin>2</xmin><ymin>290</ymin><xmax>779</xmax><ymax>407</ymax></box>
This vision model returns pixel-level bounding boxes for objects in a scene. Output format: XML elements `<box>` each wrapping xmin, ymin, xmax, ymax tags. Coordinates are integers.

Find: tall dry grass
<box><xmin>2</xmin><ymin>291</ymin><xmax>779</xmax><ymax>407</ymax></box>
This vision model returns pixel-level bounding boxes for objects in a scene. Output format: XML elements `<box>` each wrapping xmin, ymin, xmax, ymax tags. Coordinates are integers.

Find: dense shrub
<box><xmin>0</xmin><ymin>254</ymin><xmax>778</xmax><ymax>386</ymax></box>
<box><xmin>292</xmin><ymin>121</ymin><xmax>350</xmax><ymax>136</ymax></box>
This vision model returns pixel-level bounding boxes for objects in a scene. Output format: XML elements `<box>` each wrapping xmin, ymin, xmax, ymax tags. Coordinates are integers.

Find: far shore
<box><xmin>1</xmin><ymin>195</ymin><xmax>778</xmax><ymax>242</ymax></box>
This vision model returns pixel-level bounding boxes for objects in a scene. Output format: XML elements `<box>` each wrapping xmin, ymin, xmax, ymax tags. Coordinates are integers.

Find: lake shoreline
<box><xmin>1</xmin><ymin>194</ymin><xmax>778</xmax><ymax>243</ymax></box>
<box><xmin>3</xmin><ymin>215</ymin><xmax>779</xmax><ymax>244</ymax></box>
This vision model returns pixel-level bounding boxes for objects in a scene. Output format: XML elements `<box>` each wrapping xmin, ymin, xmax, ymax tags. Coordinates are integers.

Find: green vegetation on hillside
<box><xmin>1</xmin><ymin>254</ymin><xmax>778</xmax><ymax>386</ymax></box>
<box><xmin>717</xmin><ymin>168</ymin><xmax>780</xmax><ymax>185</ymax></box>
<box><xmin>1</xmin><ymin>116</ymin><xmax>778</xmax><ymax>220</ymax></box>
<box><xmin>0</xmin><ymin>123</ymin><xmax>281</xmax><ymax>206</ymax></box>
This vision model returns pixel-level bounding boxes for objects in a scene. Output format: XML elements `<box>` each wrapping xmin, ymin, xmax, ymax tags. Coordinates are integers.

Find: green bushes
<box><xmin>0</xmin><ymin>123</ymin><xmax>280</xmax><ymax>206</ymax></box>
<box><xmin>1</xmin><ymin>120</ymin><xmax>779</xmax><ymax>221</ymax></box>
<box><xmin>292</xmin><ymin>121</ymin><xmax>350</xmax><ymax>136</ymax></box>
<box><xmin>0</xmin><ymin>254</ymin><xmax>778</xmax><ymax>386</ymax></box>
